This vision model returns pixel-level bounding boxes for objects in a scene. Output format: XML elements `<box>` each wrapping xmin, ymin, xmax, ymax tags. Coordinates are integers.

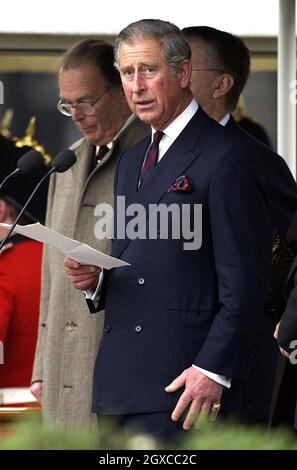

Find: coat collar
<box><xmin>225</xmin><ymin>114</ymin><xmax>239</xmax><ymax>132</ymax></box>
<box><xmin>112</xmin><ymin>107</ymin><xmax>209</xmax><ymax>259</ymax></box>
<box><xmin>123</xmin><ymin>107</ymin><xmax>208</xmax><ymax>205</ymax></box>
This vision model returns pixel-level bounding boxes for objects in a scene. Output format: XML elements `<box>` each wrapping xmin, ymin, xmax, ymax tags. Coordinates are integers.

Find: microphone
<box><xmin>51</xmin><ymin>148</ymin><xmax>76</xmax><ymax>173</ymax></box>
<box><xmin>17</xmin><ymin>150</ymin><xmax>46</xmax><ymax>175</ymax></box>
<box><xmin>0</xmin><ymin>149</ymin><xmax>76</xmax><ymax>253</ymax></box>
<box><xmin>0</xmin><ymin>149</ymin><xmax>43</xmax><ymax>190</ymax></box>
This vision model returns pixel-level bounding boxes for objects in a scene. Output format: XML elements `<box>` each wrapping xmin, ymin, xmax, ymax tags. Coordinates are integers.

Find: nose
<box><xmin>131</xmin><ymin>71</ymin><xmax>146</xmax><ymax>94</ymax></box>
<box><xmin>71</xmin><ymin>106</ymin><xmax>84</xmax><ymax>122</ymax></box>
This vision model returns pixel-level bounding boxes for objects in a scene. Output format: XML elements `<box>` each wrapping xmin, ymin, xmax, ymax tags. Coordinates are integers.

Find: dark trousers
<box><xmin>98</xmin><ymin>412</ymin><xmax>185</xmax><ymax>442</ymax></box>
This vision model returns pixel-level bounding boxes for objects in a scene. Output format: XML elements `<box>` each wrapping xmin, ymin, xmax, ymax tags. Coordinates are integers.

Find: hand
<box><xmin>30</xmin><ymin>381</ymin><xmax>43</xmax><ymax>404</ymax></box>
<box><xmin>273</xmin><ymin>322</ymin><xmax>280</xmax><ymax>340</ymax></box>
<box><xmin>64</xmin><ymin>257</ymin><xmax>101</xmax><ymax>290</ymax></box>
<box><xmin>273</xmin><ymin>322</ymin><xmax>290</xmax><ymax>358</ymax></box>
<box><xmin>279</xmin><ymin>346</ymin><xmax>290</xmax><ymax>358</ymax></box>
<box><xmin>165</xmin><ymin>367</ymin><xmax>223</xmax><ymax>430</ymax></box>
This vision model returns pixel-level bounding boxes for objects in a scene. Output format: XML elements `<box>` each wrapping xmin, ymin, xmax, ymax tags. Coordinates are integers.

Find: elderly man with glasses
<box><xmin>30</xmin><ymin>38</ymin><xmax>149</xmax><ymax>430</ymax></box>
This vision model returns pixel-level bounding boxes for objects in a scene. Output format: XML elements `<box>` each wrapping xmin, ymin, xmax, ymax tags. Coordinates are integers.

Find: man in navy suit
<box><xmin>182</xmin><ymin>25</ymin><xmax>297</xmax><ymax>424</ymax></box>
<box><xmin>65</xmin><ymin>19</ymin><xmax>271</xmax><ymax>440</ymax></box>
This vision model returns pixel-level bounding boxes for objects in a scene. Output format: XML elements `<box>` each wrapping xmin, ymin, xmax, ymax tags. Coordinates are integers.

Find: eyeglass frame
<box><xmin>57</xmin><ymin>87</ymin><xmax>109</xmax><ymax>116</ymax></box>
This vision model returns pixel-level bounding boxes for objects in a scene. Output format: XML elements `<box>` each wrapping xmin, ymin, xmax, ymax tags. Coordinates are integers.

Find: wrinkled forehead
<box><xmin>58</xmin><ymin>65</ymin><xmax>106</xmax><ymax>101</ymax></box>
<box><xmin>118</xmin><ymin>38</ymin><xmax>163</xmax><ymax>65</ymax></box>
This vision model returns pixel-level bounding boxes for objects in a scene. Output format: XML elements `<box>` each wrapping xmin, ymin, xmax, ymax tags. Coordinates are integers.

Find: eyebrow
<box><xmin>121</xmin><ymin>62</ymin><xmax>157</xmax><ymax>70</ymax></box>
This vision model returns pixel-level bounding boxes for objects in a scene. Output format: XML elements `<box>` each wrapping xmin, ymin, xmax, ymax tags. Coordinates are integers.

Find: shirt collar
<box><xmin>219</xmin><ymin>113</ymin><xmax>230</xmax><ymax>127</ymax></box>
<box><xmin>151</xmin><ymin>98</ymin><xmax>198</xmax><ymax>141</ymax></box>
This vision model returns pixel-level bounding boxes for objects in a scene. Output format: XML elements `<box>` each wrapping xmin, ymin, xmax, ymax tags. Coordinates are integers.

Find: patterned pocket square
<box><xmin>167</xmin><ymin>175</ymin><xmax>192</xmax><ymax>192</ymax></box>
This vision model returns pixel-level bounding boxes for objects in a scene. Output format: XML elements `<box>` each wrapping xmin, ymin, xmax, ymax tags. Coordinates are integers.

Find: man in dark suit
<box><xmin>65</xmin><ymin>19</ymin><xmax>271</xmax><ymax>440</ymax></box>
<box><xmin>277</xmin><ymin>261</ymin><xmax>297</xmax><ymax>358</ymax></box>
<box><xmin>182</xmin><ymin>25</ymin><xmax>297</xmax><ymax>424</ymax></box>
<box><xmin>273</xmin><ymin>260</ymin><xmax>297</xmax><ymax>430</ymax></box>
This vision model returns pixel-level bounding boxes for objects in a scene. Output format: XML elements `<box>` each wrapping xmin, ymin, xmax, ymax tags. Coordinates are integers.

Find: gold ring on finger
<box><xmin>211</xmin><ymin>403</ymin><xmax>221</xmax><ymax>411</ymax></box>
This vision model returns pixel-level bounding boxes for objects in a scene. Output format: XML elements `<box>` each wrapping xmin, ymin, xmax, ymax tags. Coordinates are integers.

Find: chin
<box><xmin>83</xmin><ymin>133</ymin><xmax>98</xmax><ymax>144</ymax></box>
<box><xmin>136</xmin><ymin>111</ymin><xmax>158</xmax><ymax>126</ymax></box>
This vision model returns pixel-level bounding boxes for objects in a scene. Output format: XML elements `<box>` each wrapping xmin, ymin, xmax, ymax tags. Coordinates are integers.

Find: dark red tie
<box><xmin>91</xmin><ymin>145</ymin><xmax>109</xmax><ymax>172</ymax></box>
<box><xmin>139</xmin><ymin>131</ymin><xmax>163</xmax><ymax>187</ymax></box>
<box><xmin>97</xmin><ymin>145</ymin><xmax>109</xmax><ymax>163</ymax></box>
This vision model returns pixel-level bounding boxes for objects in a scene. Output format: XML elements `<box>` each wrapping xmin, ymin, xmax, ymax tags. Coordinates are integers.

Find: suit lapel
<box><xmin>86</xmin><ymin>117</ymin><xmax>150</xmax><ymax>206</ymax></box>
<box><xmin>121</xmin><ymin>136</ymin><xmax>151</xmax><ymax>204</ymax></box>
<box><xmin>113</xmin><ymin>107</ymin><xmax>208</xmax><ymax>259</ymax></box>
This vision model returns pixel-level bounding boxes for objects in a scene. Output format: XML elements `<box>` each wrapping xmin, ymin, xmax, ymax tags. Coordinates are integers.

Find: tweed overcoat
<box><xmin>32</xmin><ymin>117</ymin><xmax>149</xmax><ymax>428</ymax></box>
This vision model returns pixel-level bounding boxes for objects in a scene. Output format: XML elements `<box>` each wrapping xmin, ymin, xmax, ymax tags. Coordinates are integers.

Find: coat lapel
<box><xmin>225</xmin><ymin>114</ymin><xmax>239</xmax><ymax>132</ymax></box>
<box><xmin>112</xmin><ymin>107</ymin><xmax>208</xmax><ymax>259</ymax></box>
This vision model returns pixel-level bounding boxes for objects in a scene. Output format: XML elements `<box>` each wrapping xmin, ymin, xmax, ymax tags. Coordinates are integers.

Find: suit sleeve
<box><xmin>194</xmin><ymin>146</ymin><xmax>271</xmax><ymax>380</ymax></box>
<box><xmin>31</xmin><ymin>173</ymin><xmax>56</xmax><ymax>383</ymax></box>
<box><xmin>263</xmin><ymin>150</ymin><xmax>297</xmax><ymax>237</ymax></box>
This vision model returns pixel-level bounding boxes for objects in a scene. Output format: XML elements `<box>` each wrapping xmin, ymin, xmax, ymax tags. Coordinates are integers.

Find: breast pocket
<box><xmin>162</xmin><ymin>190</ymin><xmax>204</xmax><ymax>204</ymax></box>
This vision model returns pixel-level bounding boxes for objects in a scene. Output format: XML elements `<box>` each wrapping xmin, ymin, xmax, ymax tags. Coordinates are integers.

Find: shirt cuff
<box><xmin>192</xmin><ymin>365</ymin><xmax>231</xmax><ymax>388</ymax></box>
<box><xmin>84</xmin><ymin>270</ymin><xmax>104</xmax><ymax>301</ymax></box>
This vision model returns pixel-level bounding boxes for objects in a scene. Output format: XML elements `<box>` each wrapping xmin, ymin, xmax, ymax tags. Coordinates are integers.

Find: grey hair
<box><xmin>114</xmin><ymin>19</ymin><xmax>191</xmax><ymax>71</ymax></box>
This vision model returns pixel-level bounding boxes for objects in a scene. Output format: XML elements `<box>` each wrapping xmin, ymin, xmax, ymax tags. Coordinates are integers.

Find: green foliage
<box><xmin>0</xmin><ymin>415</ymin><xmax>296</xmax><ymax>450</ymax></box>
<box><xmin>179</xmin><ymin>421</ymin><xmax>297</xmax><ymax>450</ymax></box>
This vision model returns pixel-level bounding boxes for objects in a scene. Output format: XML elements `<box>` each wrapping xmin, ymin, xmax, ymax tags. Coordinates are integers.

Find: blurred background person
<box><xmin>271</xmin><ymin>213</ymin><xmax>297</xmax><ymax>431</ymax></box>
<box><xmin>0</xmin><ymin>136</ymin><xmax>48</xmax><ymax>406</ymax></box>
<box><xmin>233</xmin><ymin>95</ymin><xmax>272</xmax><ymax>147</ymax></box>
<box><xmin>182</xmin><ymin>25</ymin><xmax>297</xmax><ymax>424</ymax></box>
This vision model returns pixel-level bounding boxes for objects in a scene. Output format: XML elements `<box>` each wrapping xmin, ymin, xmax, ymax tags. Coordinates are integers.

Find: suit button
<box><xmin>134</xmin><ymin>325</ymin><xmax>143</xmax><ymax>333</ymax></box>
<box><xmin>137</xmin><ymin>277</ymin><xmax>145</xmax><ymax>285</ymax></box>
<box><xmin>65</xmin><ymin>321</ymin><xmax>77</xmax><ymax>332</ymax></box>
<box><xmin>108</xmin><ymin>276</ymin><xmax>113</xmax><ymax>285</ymax></box>
<box><xmin>104</xmin><ymin>324</ymin><xmax>111</xmax><ymax>333</ymax></box>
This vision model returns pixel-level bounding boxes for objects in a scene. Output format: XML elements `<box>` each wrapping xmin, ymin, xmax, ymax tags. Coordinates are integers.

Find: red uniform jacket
<box><xmin>0</xmin><ymin>235</ymin><xmax>42</xmax><ymax>387</ymax></box>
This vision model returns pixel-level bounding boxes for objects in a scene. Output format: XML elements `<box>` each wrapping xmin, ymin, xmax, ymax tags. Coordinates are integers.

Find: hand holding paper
<box><xmin>0</xmin><ymin>222</ymin><xmax>130</xmax><ymax>269</ymax></box>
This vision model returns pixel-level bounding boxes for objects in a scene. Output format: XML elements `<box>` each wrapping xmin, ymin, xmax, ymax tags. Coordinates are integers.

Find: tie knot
<box><xmin>97</xmin><ymin>145</ymin><xmax>109</xmax><ymax>159</ymax></box>
<box><xmin>152</xmin><ymin>131</ymin><xmax>164</xmax><ymax>144</ymax></box>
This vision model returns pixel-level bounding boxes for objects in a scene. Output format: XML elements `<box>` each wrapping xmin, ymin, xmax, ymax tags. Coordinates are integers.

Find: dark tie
<box><xmin>139</xmin><ymin>131</ymin><xmax>164</xmax><ymax>187</ymax></box>
<box><xmin>91</xmin><ymin>145</ymin><xmax>109</xmax><ymax>172</ymax></box>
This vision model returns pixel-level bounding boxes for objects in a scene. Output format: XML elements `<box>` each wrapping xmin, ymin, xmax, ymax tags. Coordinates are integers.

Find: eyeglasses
<box><xmin>192</xmin><ymin>68</ymin><xmax>225</xmax><ymax>73</ymax></box>
<box><xmin>57</xmin><ymin>88</ymin><xmax>109</xmax><ymax>116</ymax></box>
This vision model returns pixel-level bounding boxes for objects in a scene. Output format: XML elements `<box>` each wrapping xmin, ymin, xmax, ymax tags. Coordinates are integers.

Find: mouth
<box><xmin>134</xmin><ymin>100</ymin><xmax>154</xmax><ymax>110</ymax></box>
<box><xmin>81</xmin><ymin>126</ymin><xmax>96</xmax><ymax>133</ymax></box>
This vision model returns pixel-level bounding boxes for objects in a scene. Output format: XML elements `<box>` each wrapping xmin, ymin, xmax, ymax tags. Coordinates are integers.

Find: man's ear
<box><xmin>213</xmin><ymin>73</ymin><xmax>234</xmax><ymax>99</ymax></box>
<box><xmin>179</xmin><ymin>60</ymin><xmax>192</xmax><ymax>88</ymax></box>
<box><xmin>0</xmin><ymin>199</ymin><xmax>9</xmax><ymax>223</ymax></box>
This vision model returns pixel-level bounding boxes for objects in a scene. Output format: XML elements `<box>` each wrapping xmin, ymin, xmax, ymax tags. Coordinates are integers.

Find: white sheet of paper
<box><xmin>0</xmin><ymin>222</ymin><xmax>130</xmax><ymax>269</ymax></box>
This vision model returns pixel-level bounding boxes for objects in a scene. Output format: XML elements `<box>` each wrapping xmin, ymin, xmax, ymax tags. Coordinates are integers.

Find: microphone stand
<box><xmin>0</xmin><ymin>167</ymin><xmax>55</xmax><ymax>253</ymax></box>
<box><xmin>0</xmin><ymin>169</ymin><xmax>19</xmax><ymax>190</ymax></box>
